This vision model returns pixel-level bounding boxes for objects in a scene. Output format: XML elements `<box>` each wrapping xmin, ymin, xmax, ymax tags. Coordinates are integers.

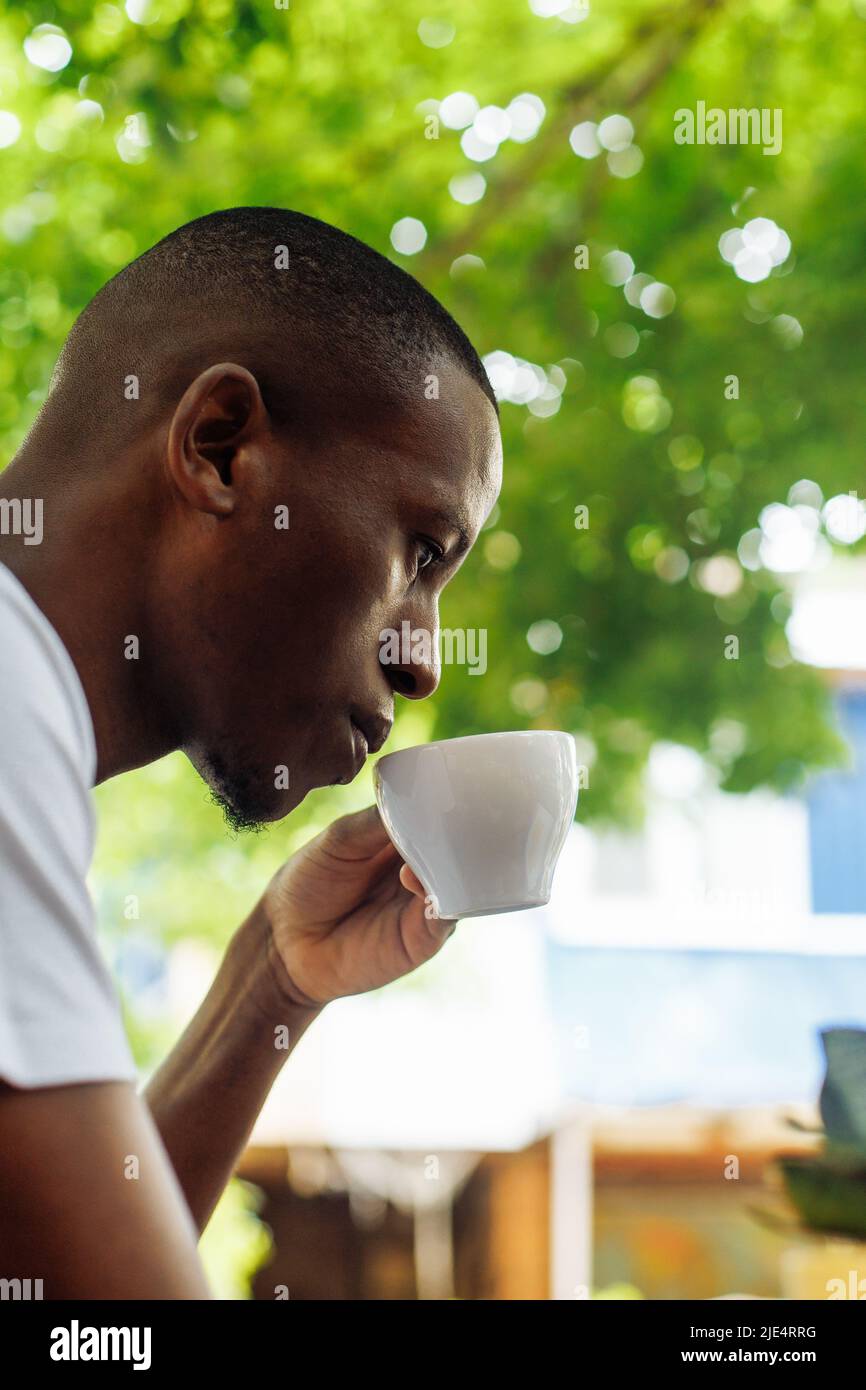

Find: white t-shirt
<box><xmin>0</xmin><ymin>561</ymin><xmax>137</xmax><ymax>1088</ymax></box>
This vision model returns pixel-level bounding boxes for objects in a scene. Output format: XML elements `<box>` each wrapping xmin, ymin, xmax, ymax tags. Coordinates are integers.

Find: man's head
<box><xmin>20</xmin><ymin>208</ymin><xmax>502</xmax><ymax>829</ymax></box>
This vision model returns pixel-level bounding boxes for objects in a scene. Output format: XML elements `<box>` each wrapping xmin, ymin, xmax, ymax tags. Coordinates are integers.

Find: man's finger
<box><xmin>399</xmin><ymin>862</ymin><xmax>426</xmax><ymax>898</ymax></box>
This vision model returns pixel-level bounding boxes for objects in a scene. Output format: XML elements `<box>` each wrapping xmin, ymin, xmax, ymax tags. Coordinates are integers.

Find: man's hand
<box><xmin>259</xmin><ymin>805</ymin><xmax>457</xmax><ymax>1010</ymax></box>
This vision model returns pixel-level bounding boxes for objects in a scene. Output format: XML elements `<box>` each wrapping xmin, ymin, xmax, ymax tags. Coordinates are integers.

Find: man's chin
<box><xmin>208</xmin><ymin>782</ymin><xmax>307</xmax><ymax>833</ymax></box>
<box><xmin>192</xmin><ymin>749</ymin><xmax>309</xmax><ymax>832</ymax></box>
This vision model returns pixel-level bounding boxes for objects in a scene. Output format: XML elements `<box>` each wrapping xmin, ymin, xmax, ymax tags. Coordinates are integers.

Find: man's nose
<box><xmin>381</xmin><ymin>616</ymin><xmax>441</xmax><ymax>700</ymax></box>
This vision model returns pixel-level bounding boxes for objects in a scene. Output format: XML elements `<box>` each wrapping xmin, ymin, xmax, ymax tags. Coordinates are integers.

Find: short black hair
<box><xmin>40</xmin><ymin>205</ymin><xmax>497</xmax><ymax>450</ymax></box>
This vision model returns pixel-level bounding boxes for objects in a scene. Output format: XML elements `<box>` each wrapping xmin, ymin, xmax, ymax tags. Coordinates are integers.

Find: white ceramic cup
<box><xmin>373</xmin><ymin>730</ymin><xmax>579</xmax><ymax>920</ymax></box>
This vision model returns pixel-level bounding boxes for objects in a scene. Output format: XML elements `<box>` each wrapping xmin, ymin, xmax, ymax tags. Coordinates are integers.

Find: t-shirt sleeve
<box><xmin>0</xmin><ymin>593</ymin><xmax>138</xmax><ymax>1089</ymax></box>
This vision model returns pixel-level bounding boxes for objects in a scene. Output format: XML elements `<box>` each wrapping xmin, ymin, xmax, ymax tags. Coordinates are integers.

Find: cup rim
<box><xmin>374</xmin><ymin>728</ymin><xmax>574</xmax><ymax>773</ymax></box>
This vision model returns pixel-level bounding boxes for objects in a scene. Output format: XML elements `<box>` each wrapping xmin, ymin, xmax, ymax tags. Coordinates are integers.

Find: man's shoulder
<box><xmin>0</xmin><ymin>568</ymin><xmax>135</xmax><ymax>1094</ymax></box>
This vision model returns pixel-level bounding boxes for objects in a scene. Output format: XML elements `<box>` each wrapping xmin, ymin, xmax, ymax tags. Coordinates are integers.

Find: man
<box><xmin>0</xmin><ymin>207</ymin><xmax>502</xmax><ymax>1297</ymax></box>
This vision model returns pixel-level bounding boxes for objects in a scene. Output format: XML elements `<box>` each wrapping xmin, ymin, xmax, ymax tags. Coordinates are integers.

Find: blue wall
<box><xmin>808</xmin><ymin>690</ymin><xmax>866</xmax><ymax>913</ymax></box>
<box><xmin>544</xmin><ymin>945</ymin><xmax>866</xmax><ymax>1106</ymax></box>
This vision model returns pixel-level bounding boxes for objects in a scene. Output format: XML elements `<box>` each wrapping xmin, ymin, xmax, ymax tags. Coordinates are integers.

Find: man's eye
<box><xmin>414</xmin><ymin>536</ymin><xmax>444</xmax><ymax>575</ymax></box>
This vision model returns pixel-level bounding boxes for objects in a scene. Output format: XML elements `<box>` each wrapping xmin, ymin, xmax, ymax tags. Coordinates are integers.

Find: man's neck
<box><xmin>0</xmin><ymin>454</ymin><xmax>181</xmax><ymax>783</ymax></box>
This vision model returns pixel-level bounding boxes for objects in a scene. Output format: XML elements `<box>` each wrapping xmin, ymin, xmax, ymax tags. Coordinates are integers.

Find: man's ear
<box><xmin>166</xmin><ymin>363</ymin><xmax>269</xmax><ymax>516</ymax></box>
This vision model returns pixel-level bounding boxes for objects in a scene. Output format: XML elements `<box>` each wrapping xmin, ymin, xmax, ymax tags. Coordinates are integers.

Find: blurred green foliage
<box><xmin>1</xmin><ymin>0</ymin><xmax>862</xmax><ymax>831</ymax></box>
<box><xmin>198</xmin><ymin>1175</ymin><xmax>274</xmax><ymax>1298</ymax></box>
<box><xmin>1</xmin><ymin>0</ymin><xmax>864</xmax><ymax>1290</ymax></box>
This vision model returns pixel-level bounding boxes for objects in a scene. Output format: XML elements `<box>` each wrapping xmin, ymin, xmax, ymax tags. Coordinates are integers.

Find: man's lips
<box><xmin>350</xmin><ymin>710</ymin><xmax>393</xmax><ymax>756</ymax></box>
<box><xmin>333</xmin><ymin>715</ymin><xmax>393</xmax><ymax>786</ymax></box>
<box><xmin>346</xmin><ymin>722</ymin><xmax>367</xmax><ymax>778</ymax></box>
